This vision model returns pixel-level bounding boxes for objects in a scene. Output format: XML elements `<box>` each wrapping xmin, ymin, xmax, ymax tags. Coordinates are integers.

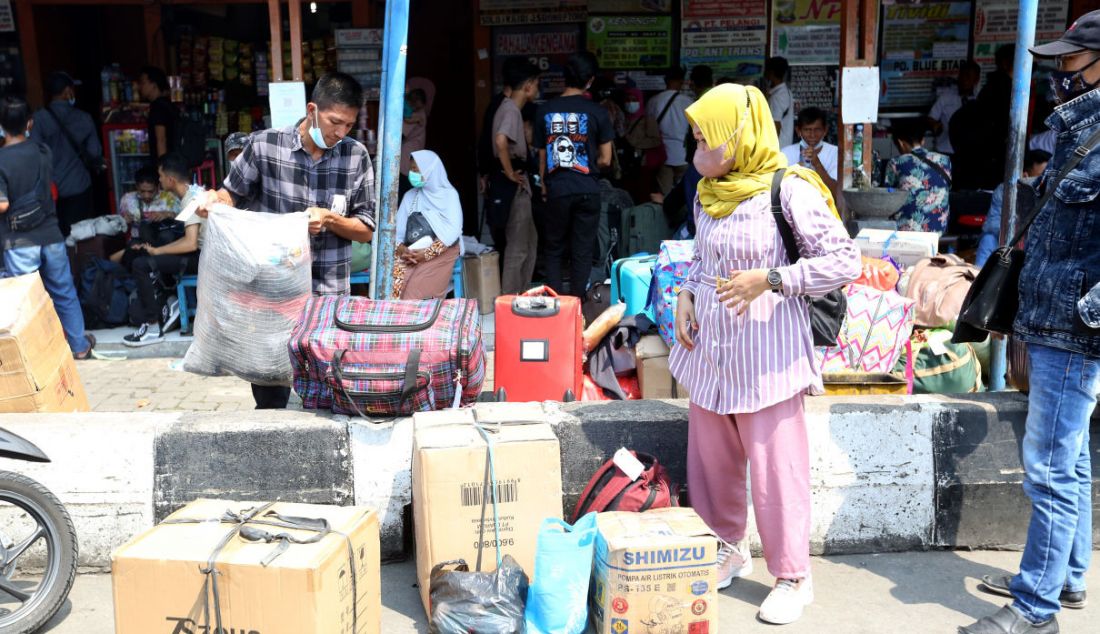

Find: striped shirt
<box><xmin>669</xmin><ymin>176</ymin><xmax>860</xmax><ymax>414</ymax></box>
<box><xmin>224</xmin><ymin>123</ymin><xmax>376</xmax><ymax>295</ymax></box>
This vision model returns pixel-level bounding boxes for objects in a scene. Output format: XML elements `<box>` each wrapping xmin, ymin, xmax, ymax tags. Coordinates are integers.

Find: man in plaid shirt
<box><xmin>199</xmin><ymin>72</ymin><xmax>375</xmax><ymax>408</ymax></box>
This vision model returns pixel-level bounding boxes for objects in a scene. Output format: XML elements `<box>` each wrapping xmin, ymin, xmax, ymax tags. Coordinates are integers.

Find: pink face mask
<box><xmin>692</xmin><ymin>100</ymin><xmax>750</xmax><ymax>179</ymax></box>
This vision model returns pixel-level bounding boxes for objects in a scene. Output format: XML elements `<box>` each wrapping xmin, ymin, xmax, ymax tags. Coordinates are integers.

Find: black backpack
<box><xmin>78</xmin><ymin>258</ymin><xmax>137</xmax><ymax>328</ymax></box>
<box><xmin>175</xmin><ymin>114</ymin><xmax>207</xmax><ymax>167</ymax></box>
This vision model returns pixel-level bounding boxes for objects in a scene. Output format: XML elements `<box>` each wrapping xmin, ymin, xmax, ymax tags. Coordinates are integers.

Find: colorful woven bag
<box><xmin>649</xmin><ymin>239</ymin><xmax>694</xmax><ymax>347</ymax></box>
<box><xmin>816</xmin><ymin>284</ymin><xmax>916</xmax><ymax>374</ymax></box>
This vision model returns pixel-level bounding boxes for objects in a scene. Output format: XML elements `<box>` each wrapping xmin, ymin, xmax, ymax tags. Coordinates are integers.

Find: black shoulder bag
<box><xmin>5</xmin><ymin>144</ymin><xmax>52</xmax><ymax>233</ymax></box>
<box><xmin>770</xmin><ymin>169</ymin><xmax>848</xmax><ymax>346</ymax></box>
<box><xmin>953</xmin><ymin>126</ymin><xmax>1100</xmax><ymax>343</ymax></box>
<box><xmin>911</xmin><ymin>149</ymin><xmax>953</xmax><ymax>188</ymax></box>
<box><xmin>43</xmin><ymin>105</ymin><xmax>106</xmax><ymax>176</ymax></box>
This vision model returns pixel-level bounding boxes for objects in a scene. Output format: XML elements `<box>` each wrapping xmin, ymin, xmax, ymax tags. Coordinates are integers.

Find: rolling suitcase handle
<box><xmin>513</xmin><ymin>285</ymin><xmax>562</xmax><ymax>318</ymax></box>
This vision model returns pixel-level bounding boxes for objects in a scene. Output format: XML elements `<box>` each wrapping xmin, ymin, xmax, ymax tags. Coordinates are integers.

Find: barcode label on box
<box><xmin>460</xmin><ymin>481</ymin><xmax>518</xmax><ymax>507</ymax></box>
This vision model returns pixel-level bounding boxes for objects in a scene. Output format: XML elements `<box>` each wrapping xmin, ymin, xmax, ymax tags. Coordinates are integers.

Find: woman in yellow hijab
<box><xmin>668</xmin><ymin>83</ymin><xmax>860</xmax><ymax>625</ymax></box>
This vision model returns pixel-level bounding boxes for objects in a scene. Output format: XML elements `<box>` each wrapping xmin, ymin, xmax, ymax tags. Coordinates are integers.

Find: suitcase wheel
<box><xmin>495</xmin><ymin>387</ymin><xmax>507</xmax><ymax>402</ymax></box>
<box><xmin>562</xmin><ymin>389</ymin><xmax>576</xmax><ymax>403</ymax></box>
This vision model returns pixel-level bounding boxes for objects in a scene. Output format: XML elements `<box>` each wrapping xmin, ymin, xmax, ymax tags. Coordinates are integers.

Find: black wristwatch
<box><xmin>767</xmin><ymin>268</ymin><xmax>783</xmax><ymax>293</ymax></box>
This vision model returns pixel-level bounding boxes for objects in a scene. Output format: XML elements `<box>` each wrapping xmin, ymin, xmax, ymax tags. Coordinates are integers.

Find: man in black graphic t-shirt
<box><xmin>534</xmin><ymin>52</ymin><xmax>613</xmax><ymax>297</ymax></box>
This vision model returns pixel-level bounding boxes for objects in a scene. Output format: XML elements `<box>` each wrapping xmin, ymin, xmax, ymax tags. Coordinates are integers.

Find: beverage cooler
<box><xmin>101</xmin><ymin>123</ymin><xmax>149</xmax><ymax>214</ymax></box>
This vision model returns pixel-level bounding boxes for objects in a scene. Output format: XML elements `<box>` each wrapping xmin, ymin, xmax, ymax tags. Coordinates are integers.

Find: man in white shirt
<box><xmin>781</xmin><ymin>107</ymin><xmax>839</xmax><ymax>197</ymax></box>
<box><xmin>927</xmin><ymin>61</ymin><xmax>980</xmax><ymax>155</ymax></box>
<box><xmin>646</xmin><ymin>66</ymin><xmax>694</xmax><ymax>195</ymax></box>
<box><xmin>765</xmin><ymin>57</ymin><xmax>795</xmax><ymax>148</ymax></box>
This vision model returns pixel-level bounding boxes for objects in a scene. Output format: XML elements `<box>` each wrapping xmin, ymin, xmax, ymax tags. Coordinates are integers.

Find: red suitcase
<box><xmin>494</xmin><ymin>286</ymin><xmax>583</xmax><ymax>402</ymax></box>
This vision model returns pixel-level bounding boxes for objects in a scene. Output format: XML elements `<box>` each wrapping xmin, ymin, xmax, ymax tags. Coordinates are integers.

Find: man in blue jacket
<box><xmin>962</xmin><ymin>11</ymin><xmax>1100</xmax><ymax>634</ymax></box>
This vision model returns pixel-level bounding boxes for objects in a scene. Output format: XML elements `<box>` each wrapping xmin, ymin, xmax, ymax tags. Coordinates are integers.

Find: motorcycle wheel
<box><xmin>0</xmin><ymin>470</ymin><xmax>78</xmax><ymax>634</ymax></box>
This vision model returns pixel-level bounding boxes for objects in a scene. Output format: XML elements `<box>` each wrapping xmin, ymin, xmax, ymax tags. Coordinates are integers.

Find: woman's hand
<box><xmin>675</xmin><ymin>290</ymin><xmax>698</xmax><ymax>351</ymax></box>
<box><xmin>717</xmin><ymin>269</ymin><xmax>771</xmax><ymax>315</ymax></box>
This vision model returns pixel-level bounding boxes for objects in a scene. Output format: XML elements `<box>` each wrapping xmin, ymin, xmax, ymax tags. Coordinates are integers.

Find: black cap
<box><xmin>45</xmin><ymin>71</ymin><xmax>80</xmax><ymax>97</ymax></box>
<box><xmin>1031</xmin><ymin>10</ymin><xmax>1100</xmax><ymax>57</ymax></box>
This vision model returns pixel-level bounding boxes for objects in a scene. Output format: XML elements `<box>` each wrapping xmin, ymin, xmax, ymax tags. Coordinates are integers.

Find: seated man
<box><xmin>117</xmin><ymin>165</ymin><xmax>180</xmax><ymax>225</ymax></box>
<box><xmin>781</xmin><ymin>107</ymin><xmax>839</xmax><ymax>197</ymax></box>
<box><xmin>122</xmin><ymin>153</ymin><xmax>204</xmax><ymax>346</ymax></box>
<box><xmin>975</xmin><ymin>149</ymin><xmax>1050</xmax><ymax>267</ymax></box>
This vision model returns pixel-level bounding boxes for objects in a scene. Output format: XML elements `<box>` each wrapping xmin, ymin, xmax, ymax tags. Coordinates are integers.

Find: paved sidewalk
<box><xmin>42</xmin><ymin>551</ymin><xmax>1096</xmax><ymax>633</ymax></box>
<box><xmin>75</xmin><ymin>353</ymin><xmax>496</xmax><ymax>412</ymax></box>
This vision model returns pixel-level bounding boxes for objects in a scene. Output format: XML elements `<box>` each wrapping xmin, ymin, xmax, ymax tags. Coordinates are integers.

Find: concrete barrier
<box><xmin>0</xmin><ymin>393</ymin><xmax>1095</xmax><ymax>570</ymax></box>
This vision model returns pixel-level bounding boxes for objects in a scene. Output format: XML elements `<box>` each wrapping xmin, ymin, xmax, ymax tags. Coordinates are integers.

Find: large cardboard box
<box><xmin>635</xmin><ymin>335</ymin><xmax>689</xmax><ymax>400</ymax></box>
<box><xmin>412</xmin><ymin>404</ymin><xmax>563</xmax><ymax>614</ymax></box>
<box><xmin>462</xmin><ymin>251</ymin><xmax>501</xmax><ymax>315</ymax></box>
<box><xmin>855</xmin><ymin>229</ymin><xmax>940</xmax><ymax>268</ymax></box>
<box><xmin>591</xmin><ymin>508</ymin><xmax>719</xmax><ymax>634</ymax></box>
<box><xmin>0</xmin><ymin>274</ymin><xmax>89</xmax><ymax>413</ymax></box>
<box><xmin>112</xmin><ymin>499</ymin><xmax>381</xmax><ymax>634</ymax></box>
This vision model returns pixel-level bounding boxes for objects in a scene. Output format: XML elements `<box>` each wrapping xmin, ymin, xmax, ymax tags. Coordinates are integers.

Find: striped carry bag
<box><xmin>289</xmin><ymin>297</ymin><xmax>485</xmax><ymax>417</ymax></box>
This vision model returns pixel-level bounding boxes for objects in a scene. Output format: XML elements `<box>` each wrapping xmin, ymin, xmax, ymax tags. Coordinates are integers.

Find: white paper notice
<box><xmin>841</xmin><ymin>67</ymin><xmax>881</xmax><ymax>124</ymax></box>
<box><xmin>269</xmin><ymin>82</ymin><xmax>307</xmax><ymax>130</ymax></box>
<box><xmin>613</xmin><ymin>448</ymin><xmax>645</xmax><ymax>482</ymax></box>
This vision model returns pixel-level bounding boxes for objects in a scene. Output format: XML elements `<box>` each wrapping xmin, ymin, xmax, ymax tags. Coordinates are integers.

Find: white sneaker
<box><xmin>123</xmin><ymin>322</ymin><xmax>163</xmax><ymax>347</ymax></box>
<box><xmin>716</xmin><ymin>540</ymin><xmax>753</xmax><ymax>590</ymax></box>
<box><xmin>160</xmin><ymin>296</ymin><xmax>181</xmax><ymax>334</ymax></box>
<box><xmin>758</xmin><ymin>576</ymin><xmax>814</xmax><ymax>625</ymax></box>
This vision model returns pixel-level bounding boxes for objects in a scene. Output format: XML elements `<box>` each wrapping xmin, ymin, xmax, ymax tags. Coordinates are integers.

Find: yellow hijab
<box><xmin>686</xmin><ymin>83</ymin><xmax>839</xmax><ymax>219</ymax></box>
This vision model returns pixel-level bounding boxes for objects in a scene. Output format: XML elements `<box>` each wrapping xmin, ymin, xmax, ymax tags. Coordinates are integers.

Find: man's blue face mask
<box><xmin>309</xmin><ymin>110</ymin><xmax>342</xmax><ymax>150</ymax></box>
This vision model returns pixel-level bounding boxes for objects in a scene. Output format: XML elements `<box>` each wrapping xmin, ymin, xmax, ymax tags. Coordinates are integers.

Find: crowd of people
<box><xmin>0</xmin><ymin>10</ymin><xmax>1097</xmax><ymax>632</ymax></box>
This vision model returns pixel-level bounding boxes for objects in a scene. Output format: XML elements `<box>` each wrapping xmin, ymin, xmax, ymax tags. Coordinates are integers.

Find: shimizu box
<box><xmin>0</xmin><ymin>273</ymin><xmax>89</xmax><ymax>413</ymax></box>
<box><xmin>111</xmin><ymin>499</ymin><xmax>381</xmax><ymax>634</ymax></box>
<box><xmin>412</xmin><ymin>403</ymin><xmax>563</xmax><ymax>615</ymax></box>
<box><xmin>591</xmin><ymin>508</ymin><xmax>719</xmax><ymax>634</ymax></box>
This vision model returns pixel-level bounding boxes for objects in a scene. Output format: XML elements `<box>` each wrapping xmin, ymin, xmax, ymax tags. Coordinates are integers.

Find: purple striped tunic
<box><xmin>669</xmin><ymin>175</ymin><xmax>861</xmax><ymax>414</ymax></box>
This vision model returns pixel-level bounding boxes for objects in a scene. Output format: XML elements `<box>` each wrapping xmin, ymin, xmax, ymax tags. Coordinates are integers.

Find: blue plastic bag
<box><xmin>524</xmin><ymin>513</ymin><xmax>598</xmax><ymax>634</ymax></box>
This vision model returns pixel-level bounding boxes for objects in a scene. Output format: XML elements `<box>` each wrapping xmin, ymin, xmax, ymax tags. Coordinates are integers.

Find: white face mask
<box><xmin>625</xmin><ymin>102</ymin><xmax>640</xmax><ymax>114</ymax></box>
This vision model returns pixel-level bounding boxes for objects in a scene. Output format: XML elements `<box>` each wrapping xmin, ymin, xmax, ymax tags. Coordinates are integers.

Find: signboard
<box><xmin>493</xmin><ymin>24</ymin><xmax>583</xmax><ymax>96</ymax></box>
<box><xmin>681</xmin><ymin>1</ymin><xmax>767</xmax><ymax>81</ymax></box>
<box><xmin>683</xmin><ymin>0</ymin><xmax>766</xmax><ymax>18</ymax></box>
<box><xmin>974</xmin><ymin>0</ymin><xmax>1069</xmax><ymax>77</ymax></box>
<box><xmin>789</xmin><ymin>64</ymin><xmax>838</xmax><ymax>112</ymax></box>
<box><xmin>879</xmin><ymin>1</ymin><xmax>972</xmax><ymax>109</ymax></box>
<box><xmin>480</xmin><ymin>0</ymin><xmax>587</xmax><ymax>26</ymax></box>
<box><xmin>0</xmin><ymin>0</ymin><xmax>13</xmax><ymax>33</ymax></box>
<box><xmin>587</xmin><ymin>15</ymin><xmax>672</xmax><ymax>70</ymax></box>
<box><xmin>268</xmin><ymin>82</ymin><xmax>307</xmax><ymax>130</ymax></box>
<box><xmin>588</xmin><ymin>0</ymin><xmax>672</xmax><ymax>11</ymax></box>
<box><xmin>770</xmin><ymin>0</ymin><xmax>842</xmax><ymax>65</ymax></box>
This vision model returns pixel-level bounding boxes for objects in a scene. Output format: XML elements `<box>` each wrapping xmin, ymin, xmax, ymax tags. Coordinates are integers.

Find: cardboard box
<box><xmin>112</xmin><ymin>499</ymin><xmax>381</xmax><ymax>634</ymax></box>
<box><xmin>412</xmin><ymin>404</ymin><xmax>563</xmax><ymax>614</ymax></box>
<box><xmin>590</xmin><ymin>508</ymin><xmax>719</xmax><ymax>634</ymax></box>
<box><xmin>635</xmin><ymin>335</ymin><xmax>689</xmax><ymax>400</ymax></box>
<box><xmin>462</xmin><ymin>251</ymin><xmax>501</xmax><ymax>315</ymax></box>
<box><xmin>855</xmin><ymin>229</ymin><xmax>940</xmax><ymax>268</ymax></box>
<box><xmin>0</xmin><ymin>274</ymin><xmax>89</xmax><ymax>413</ymax></box>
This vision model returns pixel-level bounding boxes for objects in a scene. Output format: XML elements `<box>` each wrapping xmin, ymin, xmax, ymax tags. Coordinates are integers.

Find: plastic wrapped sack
<box><xmin>525</xmin><ymin>514</ymin><xmax>597</xmax><ymax>634</ymax></box>
<box><xmin>183</xmin><ymin>205</ymin><xmax>311</xmax><ymax>385</ymax></box>
<box><xmin>429</xmin><ymin>555</ymin><xmax>529</xmax><ymax>634</ymax></box>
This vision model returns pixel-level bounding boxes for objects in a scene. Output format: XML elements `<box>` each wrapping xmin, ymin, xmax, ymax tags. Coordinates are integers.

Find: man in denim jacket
<box><xmin>962</xmin><ymin>11</ymin><xmax>1100</xmax><ymax>634</ymax></box>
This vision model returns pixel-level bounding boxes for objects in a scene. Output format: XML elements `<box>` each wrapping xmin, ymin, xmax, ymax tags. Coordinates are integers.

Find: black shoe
<box><xmin>959</xmin><ymin>606</ymin><xmax>1058</xmax><ymax>634</ymax></box>
<box><xmin>980</xmin><ymin>575</ymin><xmax>1087</xmax><ymax>610</ymax></box>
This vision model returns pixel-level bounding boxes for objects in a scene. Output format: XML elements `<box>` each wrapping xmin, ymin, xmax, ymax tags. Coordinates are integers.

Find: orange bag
<box><xmin>853</xmin><ymin>256</ymin><xmax>900</xmax><ymax>291</ymax></box>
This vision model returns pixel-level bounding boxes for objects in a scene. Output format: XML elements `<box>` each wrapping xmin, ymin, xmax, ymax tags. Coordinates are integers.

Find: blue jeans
<box><xmin>1010</xmin><ymin>343</ymin><xmax>1100</xmax><ymax>623</ymax></box>
<box><xmin>3</xmin><ymin>242</ymin><xmax>89</xmax><ymax>354</ymax></box>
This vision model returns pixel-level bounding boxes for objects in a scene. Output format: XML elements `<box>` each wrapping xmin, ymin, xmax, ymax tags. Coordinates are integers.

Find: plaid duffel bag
<box><xmin>289</xmin><ymin>297</ymin><xmax>485</xmax><ymax>416</ymax></box>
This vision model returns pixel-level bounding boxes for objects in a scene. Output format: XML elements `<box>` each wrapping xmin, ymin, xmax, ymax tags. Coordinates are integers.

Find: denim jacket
<box><xmin>1015</xmin><ymin>88</ymin><xmax>1100</xmax><ymax>357</ymax></box>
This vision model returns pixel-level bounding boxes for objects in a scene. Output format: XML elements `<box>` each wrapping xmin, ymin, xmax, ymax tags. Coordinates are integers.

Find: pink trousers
<box><xmin>688</xmin><ymin>394</ymin><xmax>811</xmax><ymax>579</ymax></box>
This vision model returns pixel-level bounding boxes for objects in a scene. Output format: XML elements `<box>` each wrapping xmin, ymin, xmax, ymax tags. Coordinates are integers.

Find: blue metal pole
<box><xmin>990</xmin><ymin>0</ymin><xmax>1038</xmax><ymax>391</ymax></box>
<box><xmin>371</xmin><ymin>0</ymin><xmax>410</xmax><ymax>299</ymax></box>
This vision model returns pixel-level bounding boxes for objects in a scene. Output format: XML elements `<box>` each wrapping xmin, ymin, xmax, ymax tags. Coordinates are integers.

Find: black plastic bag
<box><xmin>429</xmin><ymin>555</ymin><xmax>529</xmax><ymax>634</ymax></box>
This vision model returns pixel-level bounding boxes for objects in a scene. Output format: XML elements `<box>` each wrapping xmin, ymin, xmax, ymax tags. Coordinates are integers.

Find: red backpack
<box><xmin>570</xmin><ymin>451</ymin><xmax>677</xmax><ymax>522</ymax></box>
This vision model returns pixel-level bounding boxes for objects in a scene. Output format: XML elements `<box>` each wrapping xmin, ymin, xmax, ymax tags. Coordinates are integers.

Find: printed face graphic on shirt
<box><xmin>545</xmin><ymin>112</ymin><xmax>591</xmax><ymax>175</ymax></box>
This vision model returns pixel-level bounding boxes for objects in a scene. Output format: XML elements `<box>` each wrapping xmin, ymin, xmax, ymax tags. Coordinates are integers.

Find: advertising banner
<box><xmin>770</xmin><ymin>0</ymin><xmax>842</xmax><ymax>65</ymax></box>
<box><xmin>587</xmin><ymin>15</ymin><xmax>673</xmax><ymax>70</ymax></box>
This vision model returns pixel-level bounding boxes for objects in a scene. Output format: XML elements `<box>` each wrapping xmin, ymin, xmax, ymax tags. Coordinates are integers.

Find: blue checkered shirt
<box><xmin>224</xmin><ymin>123</ymin><xmax>375</xmax><ymax>295</ymax></box>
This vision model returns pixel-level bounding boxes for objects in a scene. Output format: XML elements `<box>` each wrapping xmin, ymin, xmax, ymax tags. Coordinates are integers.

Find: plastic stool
<box><xmin>176</xmin><ymin>275</ymin><xmax>198</xmax><ymax>334</ymax></box>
